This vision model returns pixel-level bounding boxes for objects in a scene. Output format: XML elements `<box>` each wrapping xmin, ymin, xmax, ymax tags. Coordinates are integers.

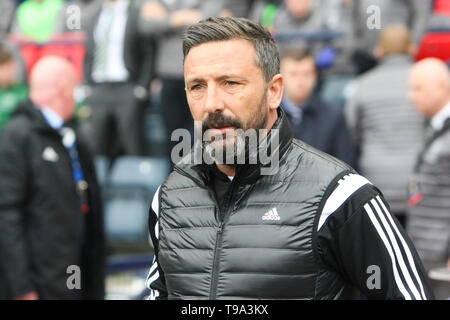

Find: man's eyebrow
<box><xmin>216</xmin><ymin>74</ymin><xmax>246</xmax><ymax>81</ymax></box>
<box><xmin>186</xmin><ymin>77</ymin><xmax>204</xmax><ymax>85</ymax></box>
<box><xmin>186</xmin><ymin>74</ymin><xmax>246</xmax><ymax>84</ymax></box>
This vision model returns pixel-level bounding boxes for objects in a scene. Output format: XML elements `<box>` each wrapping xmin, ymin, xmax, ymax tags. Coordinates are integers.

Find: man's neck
<box><xmin>40</xmin><ymin>107</ymin><xmax>64</xmax><ymax>129</ymax></box>
<box><xmin>216</xmin><ymin>163</ymin><xmax>236</xmax><ymax>177</ymax></box>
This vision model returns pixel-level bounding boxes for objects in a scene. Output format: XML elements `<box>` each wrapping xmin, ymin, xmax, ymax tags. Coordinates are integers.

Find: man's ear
<box><xmin>267</xmin><ymin>74</ymin><xmax>283</xmax><ymax>110</ymax></box>
<box><xmin>373</xmin><ymin>46</ymin><xmax>384</xmax><ymax>60</ymax></box>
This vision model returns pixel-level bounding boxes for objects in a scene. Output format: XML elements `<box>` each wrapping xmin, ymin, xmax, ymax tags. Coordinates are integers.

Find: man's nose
<box><xmin>204</xmin><ymin>85</ymin><xmax>225</xmax><ymax>114</ymax></box>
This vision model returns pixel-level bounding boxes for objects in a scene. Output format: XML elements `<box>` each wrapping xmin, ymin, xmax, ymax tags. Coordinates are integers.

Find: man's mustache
<box><xmin>202</xmin><ymin>113</ymin><xmax>242</xmax><ymax>133</ymax></box>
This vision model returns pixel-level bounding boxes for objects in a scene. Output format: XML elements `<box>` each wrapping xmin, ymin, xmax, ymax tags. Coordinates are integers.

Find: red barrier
<box><xmin>7</xmin><ymin>32</ymin><xmax>86</xmax><ymax>82</ymax></box>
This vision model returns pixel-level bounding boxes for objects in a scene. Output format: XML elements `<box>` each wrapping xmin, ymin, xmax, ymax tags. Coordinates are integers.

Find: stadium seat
<box><xmin>107</xmin><ymin>156</ymin><xmax>169</xmax><ymax>188</ymax></box>
<box><xmin>103</xmin><ymin>156</ymin><xmax>170</xmax><ymax>246</ymax></box>
<box><xmin>94</xmin><ymin>156</ymin><xmax>110</xmax><ymax>187</ymax></box>
<box><xmin>145</xmin><ymin>108</ymin><xmax>167</xmax><ymax>158</ymax></box>
<box><xmin>103</xmin><ymin>188</ymin><xmax>151</xmax><ymax>244</ymax></box>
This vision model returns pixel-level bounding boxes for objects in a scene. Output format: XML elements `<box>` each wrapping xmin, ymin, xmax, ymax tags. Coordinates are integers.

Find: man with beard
<box><xmin>145</xmin><ymin>17</ymin><xmax>434</xmax><ymax>300</ymax></box>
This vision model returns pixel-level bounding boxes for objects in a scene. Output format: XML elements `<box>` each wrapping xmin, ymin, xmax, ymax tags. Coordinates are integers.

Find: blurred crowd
<box><xmin>0</xmin><ymin>0</ymin><xmax>444</xmax><ymax>158</ymax></box>
<box><xmin>0</xmin><ymin>0</ymin><xmax>450</xmax><ymax>299</ymax></box>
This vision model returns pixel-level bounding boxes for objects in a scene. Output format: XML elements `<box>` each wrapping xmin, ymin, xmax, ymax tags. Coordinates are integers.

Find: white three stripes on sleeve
<box><xmin>318</xmin><ymin>174</ymin><xmax>371</xmax><ymax>231</ymax></box>
<box><xmin>364</xmin><ymin>196</ymin><xmax>427</xmax><ymax>300</ymax></box>
<box><xmin>146</xmin><ymin>255</ymin><xmax>160</xmax><ymax>300</ymax></box>
<box><xmin>151</xmin><ymin>186</ymin><xmax>160</xmax><ymax>239</ymax></box>
<box><xmin>146</xmin><ymin>186</ymin><xmax>161</xmax><ymax>300</ymax></box>
<box><xmin>375</xmin><ymin>196</ymin><xmax>427</xmax><ymax>299</ymax></box>
<box><xmin>318</xmin><ymin>174</ymin><xmax>428</xmax><ymax>300</ymax></box>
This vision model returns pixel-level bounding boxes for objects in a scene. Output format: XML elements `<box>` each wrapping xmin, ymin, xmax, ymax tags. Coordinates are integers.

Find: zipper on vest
<box><xmin>209</xmin><ymin>220</ymin><xmax>224</xmax><ymax>299</ymax></box>
<box><xmin>209</xmin><ymin>178</ymin><xmax>238</xmax><ymax>299</ymax></box>
<box><xmin>173</xmin><ymin>166</ymin><xmax>241</xmax><ymax>299</ymax></box>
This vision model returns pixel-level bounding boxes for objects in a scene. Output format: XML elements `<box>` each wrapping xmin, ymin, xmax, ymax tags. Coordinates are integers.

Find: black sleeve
<box><xmin>146</xmin><ymin>186</ymin><xmax>168</xmax><ymax>300</ymax></box>
<box><xmin>316</xmin><ymin>175</ymin><xmax>435</xmax><ymax>300</ymax></box>
<box><xmin>0</xmin><ymin>126</ymin><xmax>35</xmax><ymax>298</ymax></box>
<box><xmin>135</xmin><ymin>35</ymin><xmax>157</xmax><ymax>91</ymax></box>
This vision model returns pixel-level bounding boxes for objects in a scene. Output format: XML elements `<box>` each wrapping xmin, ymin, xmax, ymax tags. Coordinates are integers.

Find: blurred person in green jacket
<box><xmin>0</xmin><ymin>41</ymin><xmax>28</xmax><ymax>131</ymax></box>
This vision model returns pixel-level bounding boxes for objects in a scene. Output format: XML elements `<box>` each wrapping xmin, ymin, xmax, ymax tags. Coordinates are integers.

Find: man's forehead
<box><xmin>410</xmin><ymin>68</ymin><xmax>431</xmax><ymax>86</ymax></box>
<box><xmin>186</xmin><ymin>38</ymin><xmax>255</xmax><ymax>58</ymax></box>
<box><xmin>184</xmin><ymin>39</ymin><xmax>259</xmax><ymax>75</ymax></box>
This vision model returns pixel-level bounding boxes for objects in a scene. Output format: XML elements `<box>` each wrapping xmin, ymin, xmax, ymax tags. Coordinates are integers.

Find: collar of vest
<box><xmin>174</xmin><ymin>107</ymin><xmax>293</xmax><ymax>186</ymax></box>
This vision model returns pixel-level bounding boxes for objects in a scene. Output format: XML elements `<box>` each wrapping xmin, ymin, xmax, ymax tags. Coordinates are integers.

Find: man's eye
<box><xmin>191</xmin><ymin>84</ymin><xmax>203</xmax><ymax>90</ymax></box>
<box><xmin>226</xmin><ymin>81</ymin><xmax>239</xmax><ymax>86</ymax></box>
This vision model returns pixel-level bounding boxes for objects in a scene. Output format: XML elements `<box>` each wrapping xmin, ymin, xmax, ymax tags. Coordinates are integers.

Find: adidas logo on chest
<box><xmin>262</xmin><ymin>208</ymin><xmax>280</xmax><ymax>221</ymax></box>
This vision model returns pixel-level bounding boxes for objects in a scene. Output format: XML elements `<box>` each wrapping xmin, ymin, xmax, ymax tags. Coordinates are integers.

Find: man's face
<box><xmin>285</xmin><ymin>0</ymin><xmax>313</xmax><ymax>19</ymax></box>
<box><xmin>184</xmin><ymin>39</ymin><xmax>271</xmax><ymax>162</ymax></box>
<box><xmin>408</xmin><ymin>72</ymin><xmax>440</xmax><ymax>118</ymax></box>
<box><xmin>58</xmin><ymin>72</ymin><xmax>78</xmax><ymax>122</ymax></box>
<box><xmin>281</xmin><ymin>56</ymin><xmax>316</xmax><ymax>104</ymax></box>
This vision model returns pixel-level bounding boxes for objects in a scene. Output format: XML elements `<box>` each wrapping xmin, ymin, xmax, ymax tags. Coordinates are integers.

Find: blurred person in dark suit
<box><xmin>82</xmin><ymin>0</ymin><xmax>155</xmax><ymax>160</ymax></box>
<box><xmin>280</xmin><ymin>48</ymin><xmax>355</xmax><ymax>167</ymax></box>
<box><xmin>407</xmin><ymin>58</ymin><xmax>450</xmax><ymax>299</ymax></box>
<box><xmin>0</xmin><ymin>56</ymin><xmax>105</xmax><ymax>300</ymax></box>
<box><xmin>345</xmin><ymin>26</ymin><xmax>426</xmax><ymax>228</ymax></box>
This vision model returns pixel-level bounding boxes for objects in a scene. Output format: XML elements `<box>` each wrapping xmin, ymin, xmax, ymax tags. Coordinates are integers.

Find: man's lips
<box><xmin>206</xmin><ymin>126</ymin><xmax>236</xmax><ymax>135</ymax></box>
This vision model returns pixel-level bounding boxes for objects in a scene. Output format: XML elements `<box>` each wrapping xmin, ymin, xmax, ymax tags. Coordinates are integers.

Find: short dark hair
<box><xmin>182</xmin><ymin>17</ymin><xmax>280</xmax><ymax>82</ymax></box>
<box><xmin>281</xmin><ymin>48</ymin><xmax>313</xmax><ymax>63</ymax></box>
<box><xmin>280</xmin><ymin>48</ymin><xmax>317</xmax><ymax>73</ymax></box>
